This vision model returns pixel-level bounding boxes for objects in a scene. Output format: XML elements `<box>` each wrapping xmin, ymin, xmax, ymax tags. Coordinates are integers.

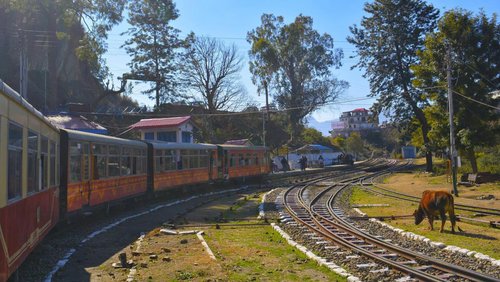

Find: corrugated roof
<box><xmin>47</xmin><ymin>115</ymin><xmax>107</xmax><ymax>132</ymax></box>
<box><xmin>224</xmin><ymin>139</ymin><xmax>253</xmax><ymax>146</ymax></box>
<box><xmin>293</xmin><ymin>144</ymin><xmax>340</xmax><ymax>153</ymax></box>
<box><xmin>130</xmin><ymin>116</ymin><xmax>191</xmax><ymax>129</ymax></box>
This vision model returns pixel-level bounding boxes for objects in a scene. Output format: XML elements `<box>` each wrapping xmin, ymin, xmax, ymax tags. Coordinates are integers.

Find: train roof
<box><xmin>148</xmin><ymin>141</ymin><xmax>217</xmax><ymax>150</ymax></box>
<box><xmin>218</xmin><ymin>144</ymin><xmax>267</xmax><ymax>151</ymax></box>
<box><xmin>63</xmin><ymin>129</ymin><xmax>147</xmax><ymax>148</ymax></box>
<box><xmin>0</xmin><ymin>79</ymin><xmax>59</xmax><ymax>132</ymax></box>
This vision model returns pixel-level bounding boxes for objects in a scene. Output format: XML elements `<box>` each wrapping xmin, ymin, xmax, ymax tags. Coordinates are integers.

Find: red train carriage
<box><xmin>0</xmin><ymin>80</ymin><xmax>60</xmax><ymax>281</ymax></box>
<box><xmin>217</xmin><ymin>144</ymin><xmax>270</xmax><ymax>180</ymax></box>
<box><xmin>149</xmin><ymin>142</ymin><xmax>218</xmax><ymax>191</ymax></box>
<box><xmin>60</xmin><ymin>129</ymin><xmax>148</xmax><ymax>215</ymax></box>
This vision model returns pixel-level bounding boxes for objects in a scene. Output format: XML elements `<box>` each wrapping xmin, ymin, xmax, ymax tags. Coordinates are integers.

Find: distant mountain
<box><xmin>306</xmin><ymin>116</ymin><xmax>333</xmax><ymax>136</ymax></box>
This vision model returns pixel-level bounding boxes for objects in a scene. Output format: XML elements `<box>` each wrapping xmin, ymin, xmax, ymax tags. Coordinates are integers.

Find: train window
<box><xmin>121</xmin><ymin>147</ymin><xmax>132</xmax><ymax>176</ymax></box>
<box><xmin>108</xmin><ymin>145</ymin><xmax>120</xmax><ymax>177</ymax></box>
<box><xmin>239</xmin><ymin>154</ymin><xmax>244</xmax><ymax>166</ymax></box>
<box><xmin>246</xmin><ymin>153</ymin><xmax>251</xmax><ymax>166</ymax></box>
<box><xmin>27</xmin><ymin>130</ymin><xmax>39</xmax><ymax>194</ymax></box>
<box><xmin>229</xmin><ymin>153</ymin><xmax>235</xmax><ymax>167</ymax></box>
<box><xmin>93</xmin><ymin>144</ymin><xmax>107</xmax><ymax>179</ymax></box>
<box><xmin>164</xmin><ymin>150</ymin><xmax>176</xmax><ymax>171</ymax></box>
<box><xmin>8</xmin><ymin>122</ymin><xmax>23</xmax><ymax>200</ymax></box>
<box><xmin>155</xmin><ymin>150</ymin><xmax>163</xmax><ymax>172</ymax></box>
<box><xmin>41</xmin><ymin>136</ymin><xmax>48</xmax><ymax>190</ymax></box>
<box><xmin>50</xmin><ymin>141</ymin><xmax>56</xmax><ymax>186</ymax></box>
<box><xmin>93</xmin><ymin>143</ymin><xmax>107</xmax><ymax>155</ymax></box>
<box><xmin>254</xmin><ymin>154</ymin><xmax>259</xmax><ymax>165</ymax></box>
<box><xmin>69</xmin><ymin>142</ymin><xmax>82</xmax><ymax>182</ymax></box>
<box><xmin>81</xmin><ymin>143</ymin><xmax>90</xmax><ymax>181</ymax></box>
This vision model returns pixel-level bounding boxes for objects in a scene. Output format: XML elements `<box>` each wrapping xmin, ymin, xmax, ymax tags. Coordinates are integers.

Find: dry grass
<box><xmin>351</xmin><ymin>171</ymin><xmax>500</xmax><ymax>259</ymax></box>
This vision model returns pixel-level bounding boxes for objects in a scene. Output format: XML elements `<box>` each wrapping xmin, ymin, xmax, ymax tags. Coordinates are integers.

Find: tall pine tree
<box><xmin>122</xmin><ymin>0</ymin><xmax>185</xmax><ymax>107</ymax></box>
<box><xmin>348</xmin><ymin>0</ymin><xmax>439</xmax><ymax>172</ymax></box>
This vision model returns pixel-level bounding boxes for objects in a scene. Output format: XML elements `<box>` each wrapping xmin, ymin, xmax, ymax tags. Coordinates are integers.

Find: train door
<box><xmin>209</xmin><ymin>150</ymin><xmax>215</xmax><ymax>181</ymax></box>
<box><xmin>216</xmin><ymin>146</ymin><xmax>224</xmax><ymax>179</ymax></box>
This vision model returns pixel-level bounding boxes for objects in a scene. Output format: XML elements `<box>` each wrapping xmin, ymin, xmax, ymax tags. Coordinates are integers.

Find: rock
<box><xmin>162</xmin><ymin>257</ymin><xmax>171</xmax><ymax>262</ymax></box>
<box><xmin>132</xmin><ymin>251</ymin><xmax>142</xmax><ymax>256</ymax></box>
<box><xmin>149</xmin><ymin>254</ymin><xmax>158</xmax><ymax>260</ymax></box>
<box><xmin>140</xmin><ymin>262</ymin><xmax>148</xmax><ymax>268</ymax></box>
<box><xmin>119</xmin><ymin>253</ymin><xmax>128</xmax><ymax>267</ymax></box>
<box><xmin>180</xmin><ymin>239</ymin><xmax>188</xmax><ymax>244</ymax></box>
<box><xmin>161</xmin><ymin>248</ymin><xmax>171</xmax><ymax>253</ymax></box>
<box><xmin>476</xmin><ymin>195</ymin><xmax>495</xmax><ymax>200</ymax></box>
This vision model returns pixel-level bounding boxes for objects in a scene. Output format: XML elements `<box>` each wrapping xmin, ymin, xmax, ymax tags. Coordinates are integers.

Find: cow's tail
<box><xmin>450</xmin><ymin>194</ymin><xmax>464</xmax><ymax>232</ymax></box>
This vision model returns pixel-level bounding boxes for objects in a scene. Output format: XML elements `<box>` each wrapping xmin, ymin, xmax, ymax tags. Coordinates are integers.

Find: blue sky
<box><xmin>104</xmin><ymin>0</ymin><xmax>499</xmax><ymax>134</ymax></box>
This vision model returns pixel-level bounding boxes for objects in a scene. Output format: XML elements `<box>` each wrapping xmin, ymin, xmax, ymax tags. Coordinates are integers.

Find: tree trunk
<box><xmin>47</xmin><ymin>7</ymin><xmax>58</xmax><ymax>110</ymax></box>
<box><xmin>421</xmin><ymin>123</ymin><xmax>433</xmax><ymax>172</ymax></box>
<box><xmin>466</xmin><ymin>147</ymin><xmax>478</xmax><ymax>173</ymax></box>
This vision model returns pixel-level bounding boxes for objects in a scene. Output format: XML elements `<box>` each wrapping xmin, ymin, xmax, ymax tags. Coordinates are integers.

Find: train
<box><xmin>0</xmin><ymin>80</ymin><xmax>270</xmax><ymax>281</ymax></box>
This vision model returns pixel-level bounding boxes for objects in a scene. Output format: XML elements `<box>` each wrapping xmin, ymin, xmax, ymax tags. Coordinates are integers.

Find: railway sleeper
<box><xmin>356</xmin><ymin>263</ymin><xmax>378</xmax><ymax>268</ymax></box>
<box><xmin>437</xmin><ymin>273</ymin><xmax>456</xmax><ymax>279</ymax></box>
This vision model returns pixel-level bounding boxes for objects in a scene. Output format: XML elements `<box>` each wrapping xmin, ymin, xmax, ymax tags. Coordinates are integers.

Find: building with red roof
<box><xmin>130</xmin><ymin>116</ymin><xmax>196</xmax><ymax>143</ymax></box>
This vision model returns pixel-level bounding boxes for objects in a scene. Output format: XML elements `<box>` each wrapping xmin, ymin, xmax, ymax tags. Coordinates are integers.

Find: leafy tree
<box><xmin>346</xmin><ymin>132</ymin><xmax>365</xmax><ymax>158</ymax></box>
<box><xmin>122</xmin><ymin>0</ymin><xmax>186</xmax><ymax>108</ymax></box>
<box><xmin>348</xmin><ymin>0</ymin><xmax>439</xmax><ymax>172</ymax></box>
<box><xmin>248</xmin><ymin>14</ymin><xmax>348</xmax><ymax>143</ymax></box>
<box><xmin>413</xmin><ymin>10</ymin><xmax>500</xmax><ymax>173</ymax></box>
<box><xmin>300</xmin><ymin>127</ymin><xmax>331</xmax><ymax>146</ymax></box>
<box><xmin>330</xmin><ymin>135</ymin><xmax>346</xmax><ymax>151</ymax></box>
<box><xmin>183</xmin><ymin>36</ymin><xmax>248</xmax><ymax>113</ymax></box>
<box><xmin>0</xmin><ymin>0</ymin><xmax>126</xmax><ymax>110</ymax></box>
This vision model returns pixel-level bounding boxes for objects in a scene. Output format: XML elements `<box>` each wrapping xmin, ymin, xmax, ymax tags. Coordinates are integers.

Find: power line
<box><xmin>452</xmin><ymin>90</ymin><xmax>500</xmax><ymax>110</ymax></box>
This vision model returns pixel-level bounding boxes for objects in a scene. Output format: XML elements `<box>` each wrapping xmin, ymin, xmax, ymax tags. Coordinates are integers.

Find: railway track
<box><xmin>362</xmin><ymin>174</ymin><xmax>500</xmax><ymax>217</ymax></box>
<box><xmin>281</xmin><ymin>162</ymin><xmax>499</xmax><ymax>281</ymax></box>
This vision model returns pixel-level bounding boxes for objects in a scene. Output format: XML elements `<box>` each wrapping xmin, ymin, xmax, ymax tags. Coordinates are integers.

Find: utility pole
<box><xmin>446</xmin><ymin>43</ymin><xmax>458</xmax><ymax>196</ymax></box>
<box><xmin>19</xmin><ymin>29</ymin><xmax>28</xmax><ymax>100</ymax></box>
<box><xmin>262</xmin><ymin>79</ymin><xmax>270</xmax><ymax>147</ymax></box>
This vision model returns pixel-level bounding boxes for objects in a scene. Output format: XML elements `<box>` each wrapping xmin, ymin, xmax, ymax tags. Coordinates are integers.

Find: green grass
<box><xmin>199</xmin><ymin>192</ymin><xmax>346</xmax><ymax>281</ymax></box>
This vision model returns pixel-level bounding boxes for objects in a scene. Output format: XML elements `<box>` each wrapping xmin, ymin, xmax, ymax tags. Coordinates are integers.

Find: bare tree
<box><xmin>183</xmin><ymin>36</ymin><xmax>247</xmax><ymax>113</ymax></box>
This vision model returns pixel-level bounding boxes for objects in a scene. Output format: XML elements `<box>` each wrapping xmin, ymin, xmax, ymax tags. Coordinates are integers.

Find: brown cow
<box><xmin>413</xmin><ymin>190</ymin><xmax>462</xmax><ymax>233</ymax></box>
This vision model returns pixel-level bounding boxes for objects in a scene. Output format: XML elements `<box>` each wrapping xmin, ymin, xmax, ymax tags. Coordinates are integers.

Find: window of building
<box><xmin>27</xmin><ymin>130</ymin><xmax>39</xmax><ymax>194</ymax></box>
<box><xmin>181</xmin><ymin>131</ymin><xmax>191</xmax><ymax>143</ymax></box>
<box><xmin>158</xmin><ymin>131</ymin><xmax>176</xmax><ymax>142</ymax></box>
<box><xmin>8</xmin><ymin>123</ymin><xmax>23</xmax><ymax>201</ymax></box>
<box><xmin>144</xmin><ymin>132</ymin><xmax>154</xmax><ymax>140</ymax></box>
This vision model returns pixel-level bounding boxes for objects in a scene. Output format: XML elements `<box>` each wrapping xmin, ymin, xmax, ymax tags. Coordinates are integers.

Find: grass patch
<box><xmin>351</xmin><ymin>187</ymin><xmax>500</xmax><ymax>259</ymax></box>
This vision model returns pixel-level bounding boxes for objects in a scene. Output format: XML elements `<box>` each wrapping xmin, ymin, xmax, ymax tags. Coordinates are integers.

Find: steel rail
<box><xmin>319</xmin><ymin>175</ymin><xmax>499</xmax><ymax>282</ymax></box>
<box><xmin>283</xmin><ymin>163</ymin><xmax>499</xmax><ymax>282</ymax></box>
<box><xmin>363</xmin><ymin>174</ymin><xmax>500</xmax><ymax>216</ymax></box>
<box><xmin>284</xmin><ymin>176</ymin><xmax>446</xmax><ymax>281</ymax></box>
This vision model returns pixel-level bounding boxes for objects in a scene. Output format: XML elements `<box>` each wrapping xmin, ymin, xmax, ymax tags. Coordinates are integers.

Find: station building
<box><xmin>130</xmin><ymin>116</ymin><xmax>196</xmax><ymax>143</ymax></box>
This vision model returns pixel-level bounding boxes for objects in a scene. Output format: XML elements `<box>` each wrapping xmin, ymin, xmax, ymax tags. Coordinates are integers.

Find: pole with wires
<box><xmin>446</xmin><ymin>43</ymin><xmax>458</xmax><ymax>197</ymax></box>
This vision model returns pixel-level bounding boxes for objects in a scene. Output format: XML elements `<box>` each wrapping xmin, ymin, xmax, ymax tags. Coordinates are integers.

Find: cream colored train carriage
<box><xmin>0</xmin><ymin>80</ymin><xmax>60</xmax><ymax>281</ymax></box>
